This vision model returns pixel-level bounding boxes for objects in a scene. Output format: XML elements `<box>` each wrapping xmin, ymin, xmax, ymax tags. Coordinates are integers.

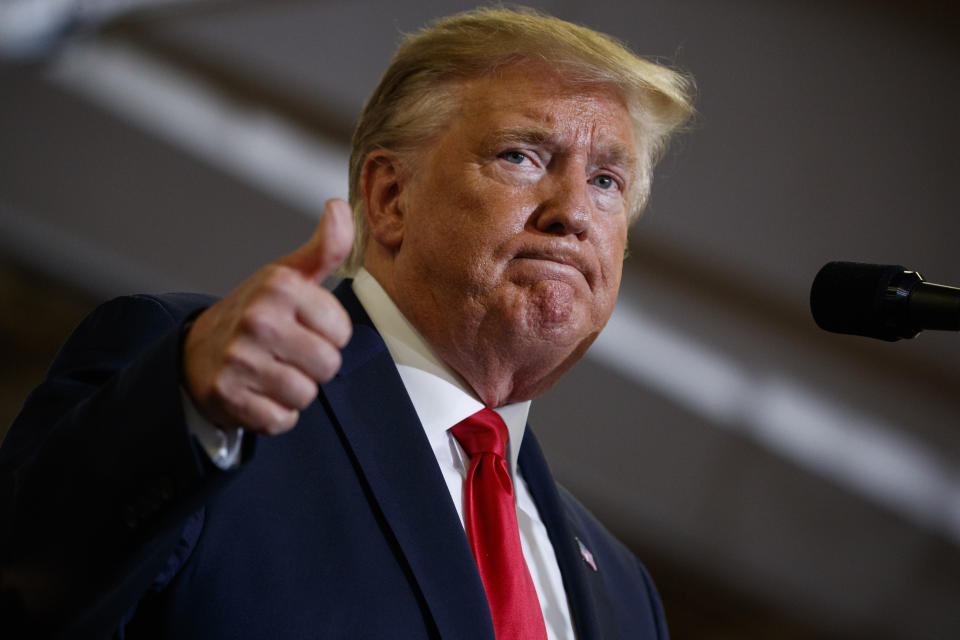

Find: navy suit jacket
<box><xmin>0</xmin><ymin>282</ymin><xmax>668</xmax><ymax>639</ymax></box>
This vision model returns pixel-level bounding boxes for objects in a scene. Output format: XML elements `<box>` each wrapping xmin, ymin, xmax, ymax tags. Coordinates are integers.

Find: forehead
<box><xmin>451</xmin><ymin>63</ymin><xmax>637</xmax><ymax>159</ymax></box>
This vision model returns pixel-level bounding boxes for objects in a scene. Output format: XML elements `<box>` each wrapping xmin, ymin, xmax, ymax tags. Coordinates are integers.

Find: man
<box><xmin>0</xmin><ymin>7</ymin><xmax>693</xmax><ymax>639</ymax></box>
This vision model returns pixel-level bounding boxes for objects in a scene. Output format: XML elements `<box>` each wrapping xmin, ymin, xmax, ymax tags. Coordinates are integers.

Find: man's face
<box><xmin>387</xmin><ymin>62</ymin><xmax>636</xmax><ymax>402</ymax></box>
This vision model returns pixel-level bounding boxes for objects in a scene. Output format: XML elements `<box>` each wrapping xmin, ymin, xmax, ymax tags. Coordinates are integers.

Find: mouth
<box><xmin>511</xmin><ymin>248</ymin><xmax>591</xmax><ymax>286</ymax></box>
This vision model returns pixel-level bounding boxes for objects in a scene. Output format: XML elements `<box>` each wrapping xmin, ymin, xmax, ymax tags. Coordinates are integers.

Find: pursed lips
<box><xmin>511</xmin><ymin>247</ymin><xmax>592</xmax><ymax>287</ymax></box>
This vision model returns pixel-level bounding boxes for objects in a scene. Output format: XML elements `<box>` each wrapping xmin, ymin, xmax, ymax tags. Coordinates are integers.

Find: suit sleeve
<box><xmin>0</xmin><ymin>294</ymin><xmax>234</xmax><ymax>637</ymax></box>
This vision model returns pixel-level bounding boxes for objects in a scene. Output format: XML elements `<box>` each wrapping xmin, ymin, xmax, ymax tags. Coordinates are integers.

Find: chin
<box><xmin>515</xmin><ymin>284</ymin><xmax>597</xmax><ymax>345</ymax></box>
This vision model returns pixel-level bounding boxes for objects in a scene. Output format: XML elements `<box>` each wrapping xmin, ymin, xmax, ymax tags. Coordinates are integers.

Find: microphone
<box><xmin>810</xmin><ymin>261</ymin><xmax>960</xmax><ymax>341</ymax></box>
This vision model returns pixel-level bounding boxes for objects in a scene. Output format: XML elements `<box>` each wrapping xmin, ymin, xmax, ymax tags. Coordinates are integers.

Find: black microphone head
<box><xmin>810</xmin><ymin>261</ymin><xmax>918</xmax><ymax>341</ymax></box>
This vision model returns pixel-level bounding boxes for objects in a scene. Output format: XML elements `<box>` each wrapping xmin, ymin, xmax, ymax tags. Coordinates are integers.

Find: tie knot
<box><xmin>450</xmin><ymin>408</ymin><xmax>508</xmax><ymax>458</ymax></box>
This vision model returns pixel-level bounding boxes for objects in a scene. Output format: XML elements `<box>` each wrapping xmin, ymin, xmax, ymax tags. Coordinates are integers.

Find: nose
<box><xmin>531</xmin><ymin>166</ymin><xmax>591</xmax><ymax>238</ymax></box>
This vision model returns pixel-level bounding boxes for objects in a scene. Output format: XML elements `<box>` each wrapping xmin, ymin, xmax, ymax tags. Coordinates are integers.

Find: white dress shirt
<box><xmin>186</xmin><ymin>269</ymin><xmax>575</xmax><ymax>638</ymax></box>
<box><xmin>352</xmin><ymin>268</ymin><xmax>575</xmax><ymax>639</ymax></box>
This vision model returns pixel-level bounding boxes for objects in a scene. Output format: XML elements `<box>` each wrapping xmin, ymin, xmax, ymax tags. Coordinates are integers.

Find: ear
<box><xmin>360</xmin><ymin>149</ymin><xmax>406</xmax><ymax>252</ymax></box>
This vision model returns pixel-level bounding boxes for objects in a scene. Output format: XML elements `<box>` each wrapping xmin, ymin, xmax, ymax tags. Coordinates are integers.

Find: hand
<box><xmin>182</xmin><ymin>199</ymin><xmax>355</xmax><ymax>434</ymax></box>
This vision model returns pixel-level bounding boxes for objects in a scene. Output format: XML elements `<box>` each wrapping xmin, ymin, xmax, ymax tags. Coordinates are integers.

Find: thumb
<box><xmin>277</xmin><ymin>199</ymin><xmax>355</xmax><ymax>281</ymax></box>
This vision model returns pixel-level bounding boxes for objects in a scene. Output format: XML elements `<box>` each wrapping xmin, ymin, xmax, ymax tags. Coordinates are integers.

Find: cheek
<box><xmin>448</xmin><ymin>186</ymin><xmax>530</xmax><ymax>256</ymax></box>
<box><xmin>599</xmin><ymin>221</ymin><xmax>628</xmax><ymax>273</ymax></box>
<box><xmin>403</xmin><ymin>178</ymin><xmax>472</xmax><ymax>249</ymax></box>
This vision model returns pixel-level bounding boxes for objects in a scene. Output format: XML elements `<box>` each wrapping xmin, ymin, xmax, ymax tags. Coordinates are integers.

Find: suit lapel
<box><xmin>320</xmin><ymin>282</ymin><xmax>494</xmax><ymax>639</ymax></box>
<box><xmin>519</xmin><ymin>428</ymin><xmax>621</xmax><ymax>640</ymax></box>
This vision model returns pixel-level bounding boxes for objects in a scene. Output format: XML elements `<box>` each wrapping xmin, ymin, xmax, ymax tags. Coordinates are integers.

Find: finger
<box><xmin>250</xmin><ymin>357</ymin><xmax>320</xmax><ymax>410</ymax></box>
<box><xmin>269</xmin><ymin>324</ymin><xmax>344</xmax><ymax>384</ymax></box>
<box><xmin>294</xmin><ymin>285</ymin><xmax>353</xmax><ymax>349</ymax></box>
<box><xmin>277</xmin><ymin>199</ymin><xmax>355</xmax><ymax>282</ymax></box>
<box><xmin>215</xmin><ymin>333</ymin><xmax>320</xmax><ymax>409</ymax></box>
<box><xmin>228</xmin><ymin>390</ymin><xmax>301</xmax><ymax>435</ymax></box>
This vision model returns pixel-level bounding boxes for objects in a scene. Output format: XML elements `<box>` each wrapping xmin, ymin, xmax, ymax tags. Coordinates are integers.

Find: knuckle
<box><xmin>229</xmin><ymin>393</ymin><xmax>292</xmax><ymax>434</ymax></box>
<box><xmin>220</xmin><ymin>347</ymin><xmax>257</xmax><ymax>382</ymax></box>
<box><xmin>314</xmin><ymin>346</ymin><xmax>342</xmax><ymax>382</ymax></box>
<box><xmin>221</xmin><ymin>343</ymin><xmax>247</xmax><ymax>368</ymax></box>
<box><xmin>277</xmin><ymin>369</ymin><xmax>317</xmax><ymax>409</ymax></box>
<box><xmin>335</xmin><ymin>316</ymin><xmax>353</xmax><ymax>348</ymax></box>
<box><xmin>264</xmin><ymin>408</ymin><xmax>298</xmax><ymax>435</ymax></box>
<box><xmin>240</xmin><ymin>309</ymin><xmax>278</xmax><ymax>343</ymax></box>
<box><xmin>319</xmin><ymin>305</ymin><xmax>351</xmax><ymax>347</ymax></box>
<box><xmin>308</xmin><ymin>292</ymin><xmax>351</xmax><ymax>347</ymax></box>
<box><xmin>264</xmin><ymin>265</ymin><xmax>300</xmax><ymax>294</ymax></box>
<box><xmin>292</xmin><ymin>378</ymin><xmax>319</xmax><ymax>409</ymax></box>
<box><xmin>300</xmin><ymin>379</ymin><xmax>320</xmax><ymax>408</ymax></box>
<box><xmin>210</xmin><ymin>374</ymin><xmax>235</xmax><ymax>405</ymax></box>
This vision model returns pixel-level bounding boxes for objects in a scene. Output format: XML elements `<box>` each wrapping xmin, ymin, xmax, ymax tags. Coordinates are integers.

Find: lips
<box><xmin>511</xmin><ymin>245</ymin><xmax>593</xmax><ymax>287</ymax></box>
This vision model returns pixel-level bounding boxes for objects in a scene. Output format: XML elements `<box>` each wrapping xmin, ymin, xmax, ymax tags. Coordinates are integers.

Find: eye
<box><xmin>500</xmin><ymin>150</ymin><xmax>528</xmax><ymax>165</ymax></box>
<box><xmin>590</xmin><ymin>174</ymin><xmax>618</xmax><ymax>190</ymax></box>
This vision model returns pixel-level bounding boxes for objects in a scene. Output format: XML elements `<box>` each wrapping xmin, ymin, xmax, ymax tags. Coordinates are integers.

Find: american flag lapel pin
<box><xmin>575</xmin><ymin>537</ymin><xmax>598</xmax><ymax>572</ymax></box>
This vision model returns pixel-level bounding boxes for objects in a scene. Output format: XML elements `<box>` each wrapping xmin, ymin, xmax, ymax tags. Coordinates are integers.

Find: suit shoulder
<box><xmin>99</xmin><ymin>292</ymin><xmax>218</xmax><ymax>328</ymax></box>
<box><xmin>53</xmin><ymin>293</ymin><xmax>215</xmax><ymax>359</ymax></box>
<box><xmin>13</xmin><ymin>292</ymin><xmax>218</xmax><ymax>405</ymax></box>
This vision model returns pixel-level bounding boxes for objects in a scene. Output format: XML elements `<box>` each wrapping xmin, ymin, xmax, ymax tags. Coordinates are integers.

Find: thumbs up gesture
<box><xmin>182</xmin><ymin>199</ymin><xmax>355</xmax><ymax>434</ymax></box>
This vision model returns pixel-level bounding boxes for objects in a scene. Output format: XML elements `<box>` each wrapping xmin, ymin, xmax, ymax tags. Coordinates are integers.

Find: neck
<box><xmin>365</xmin><ymin>257</ymin><xmax>586</xmax><ymax>407</ymax></box>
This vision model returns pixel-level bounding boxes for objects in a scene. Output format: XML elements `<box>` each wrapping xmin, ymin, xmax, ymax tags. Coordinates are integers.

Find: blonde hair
<box><xmin>342</xmin><ymin>6</ymin><xmax>695</xmax><ymax>275</ymax></box>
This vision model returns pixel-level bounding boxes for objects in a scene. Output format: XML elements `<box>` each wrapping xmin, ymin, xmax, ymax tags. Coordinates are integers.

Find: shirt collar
<box><xmin>351</xmin><ymin>268</ymin><xmax>530</xmax><ymax>473</ymax></box>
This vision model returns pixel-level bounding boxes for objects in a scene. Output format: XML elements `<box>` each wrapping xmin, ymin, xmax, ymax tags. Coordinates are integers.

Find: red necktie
<box><xmin>450</xmin><ymin>409</ymin><xmax>548</xmax><ymax>640</ymax></box>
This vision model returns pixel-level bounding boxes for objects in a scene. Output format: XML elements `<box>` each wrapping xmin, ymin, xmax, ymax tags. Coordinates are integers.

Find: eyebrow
<box><xmin>485</xmin><ymin>126</ymin><xmax>558</xmax><ymax>150</ymax></box>
<box><xmin>595</xmin><ymin>141</ymin><xmax>637</xmax><ymax>174</ymax></box>
<box><xmin>484</xmin><ymin>125</ymin><xmax>637</xmax><ymax>173</ymax></box>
